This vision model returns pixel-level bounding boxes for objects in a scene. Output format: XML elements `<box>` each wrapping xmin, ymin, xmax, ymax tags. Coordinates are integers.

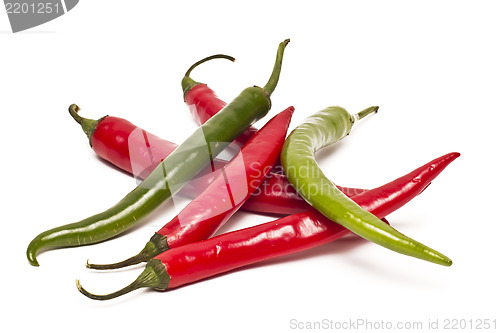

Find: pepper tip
<box><xmin>69</xmin><ymin>104</ymin><xmax>80</xmax><ymax>113</ymax></box>
<box><xmin>26</xmin><ymin>245</ymin><xmax>40</xmax><ymax>267</ymax></box>
<box><xmin>443</xmin><ymin>258</ymin><xmax>453</xmax><ymax>267</ymax></box>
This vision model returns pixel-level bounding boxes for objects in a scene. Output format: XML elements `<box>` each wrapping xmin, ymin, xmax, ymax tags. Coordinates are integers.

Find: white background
<box><xmin>1</xmin><ymin>1</ymin><xmax>499</xmax><ymax>332</ymax></box>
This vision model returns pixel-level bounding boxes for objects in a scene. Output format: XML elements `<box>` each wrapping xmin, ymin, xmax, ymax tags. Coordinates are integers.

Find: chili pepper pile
<box><xmin>25</xmin><ymin>39</ymin><xmax>460</xmax><ymax>300</ymax></box>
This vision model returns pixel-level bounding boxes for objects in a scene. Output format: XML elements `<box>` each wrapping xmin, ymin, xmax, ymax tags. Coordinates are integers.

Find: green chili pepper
<box><xmin>280</xmin><ymin>106</ymin><xmax>452</xmax><ymax>266</ymax></box>
<box><xmin>26</xmin><ymin>39</ymin><xmax>290</xmax><ymax>266</ymax></box>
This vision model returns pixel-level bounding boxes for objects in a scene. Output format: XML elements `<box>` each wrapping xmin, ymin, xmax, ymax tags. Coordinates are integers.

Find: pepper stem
<box><xmin>68</xmin><ymin>104</ymin><xmax>106</xmax><ymax>145</ymax></box>
<box><xmin>351</xmin><ymin>106</ymin><xmax>379</xmax><ymax>123</ymax></box>
<box><xmin>86</xmin><ymin>255</ymin><xmax>146</xmax><ymax>270</ymax></box>
<box><xmin>76</xmin><ymin>259</ymin><xmax>170</xmax><ymax>301</ymax></box>
<box><xmin>181</xmin><ymin>54</ymin><xmax>235</xmax><ymax>97</ymax></box>
<box><xmin>262</xmin><ymin>39</ymin><xmax>290</xmax><ymax>96</ymax></box>
<box><xmin>86</xmin><ymin>233</ymin><xmax>168</xmax><ymax>270</ymax></box>
<box><xmin>76</xmin><ymin>277</ymin><xmax>144</xmax><ymax>301</ymax></box>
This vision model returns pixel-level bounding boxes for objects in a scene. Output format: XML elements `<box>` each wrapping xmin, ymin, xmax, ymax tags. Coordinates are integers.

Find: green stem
<box><xmin>351</xmin><ymin>106</ymin><xmax>379</xmax><ymax>123</ymax></box>
<box><xmin>68</xmin><ymin>104</ymin><xmax>106</xmax><ymax>145</ymax></box>
<box><xmin>77</xmin><ymin>259</ymin><xmax>170</xmax><ymax>301</ymax></box>
<box><xmin>86</xmin><ymin>233</ymin><xmax>168</xmax><ymax>270</ymax></box>
<box><xmin>184</xmin><ymin>54</ymin><xmax>236</xmax><ymax>78</ymax></box>
<box><xmin>181</xmin><ymin>54</ymin><xmax>235</xmax><ymax>97</ymax></box>
<box><xmin>86</xmin><ymin>255</ymin><xmax>148</xmax><ymax>270</ymax></box>
<box><xmin>262</xmin><ymin>39</ymin><xmax>290</xmax><ymax>96</ymax></box>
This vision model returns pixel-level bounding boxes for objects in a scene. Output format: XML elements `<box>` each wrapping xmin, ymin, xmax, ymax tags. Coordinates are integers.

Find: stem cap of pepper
<box><xmin>77</xmin><ymin>259</ymin><xmax>170</xmax><ymax>300</ymax></box>
<box><xmin>68</xmin><ymin>104</ymin><xmax>107</xmax><ymax>146</ymax></box>
<box><xmin>86</xmin><ymin>233</ymin><xmax>168</xmax><ymax>270</ymax></box>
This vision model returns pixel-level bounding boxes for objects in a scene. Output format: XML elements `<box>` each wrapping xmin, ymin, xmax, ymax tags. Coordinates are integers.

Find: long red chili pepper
<box><xmin>69</xmin><ymin>106</ymin><xmax>365</xmax><ymax>215</ymax></box>
<box><xmin>77</xmin><ymin>152</ymin><xmax>460</xmax><ymax>300</ymax></box>
<box><xmin>86</xmin><ymin>107</ymin><xmax>294</xmax><ymax>270</ymax></box>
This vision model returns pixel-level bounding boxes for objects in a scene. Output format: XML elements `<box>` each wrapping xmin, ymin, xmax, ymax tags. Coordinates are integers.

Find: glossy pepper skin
<box><xmin>87</xmin><ymin>107</ymin><xmax>294</xmax><ymax>270</ymax></box>
<box><xmin>26</xmin><ymin>39</ymin><xmax>290</xmax><ymax>267</ymax></box>
<box><xmin>88</xmin><ymin>113</ymin><xmax>178</xmax><ymax>179</ymax></box>
<box><xmin>77</xmin><ymin>152</ymin><xmax>459</xmax><ymax>300</ymax></box>
<box><xmin>281</xmin><ymin>106</ymin><xmax>452</xmax><ymax>266</ymax></box>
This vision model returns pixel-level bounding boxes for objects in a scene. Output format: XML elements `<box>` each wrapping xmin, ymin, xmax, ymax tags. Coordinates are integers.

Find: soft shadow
<box><xmin>94</xmin><ymin>155</ymin><xmax>136</xmax><ymax>179</ymax></box>
<box><xmin>250</xmin><ymin>234</ymin><xmax>367</xmax><ymax>269</ymax></box>
<box><xmin>157</xmin><ymin>235</ymin><xmax>369</xmax><ymax>292</ymax></box>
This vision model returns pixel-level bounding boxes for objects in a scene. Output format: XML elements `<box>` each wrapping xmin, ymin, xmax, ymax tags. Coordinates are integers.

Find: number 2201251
<box><xmin>5</xmin><ymin>2</ymin><xmax>61</xmax><ymax>14</ymax></box>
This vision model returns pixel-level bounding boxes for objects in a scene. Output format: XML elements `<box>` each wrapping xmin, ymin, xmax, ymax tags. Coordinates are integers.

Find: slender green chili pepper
<box><xmin>280</xmin><ymin>106</ymin><xmax>452</xmax><ymax>266</ymax></box>
<box><xmin>26</xmin><ymin>39</ymin><xmax>290</xmax><ymax>266</ymax></box>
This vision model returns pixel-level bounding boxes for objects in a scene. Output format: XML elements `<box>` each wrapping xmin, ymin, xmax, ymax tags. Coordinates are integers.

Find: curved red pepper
<box><xmin>77</xmin><ymin>152</ymin><xmax>459</xmax><ymax>299</ymax></box>
<box><xmin>161</xmin><ymin>152</ymin><xmax>459</xmax><ymax>288</ymax></box>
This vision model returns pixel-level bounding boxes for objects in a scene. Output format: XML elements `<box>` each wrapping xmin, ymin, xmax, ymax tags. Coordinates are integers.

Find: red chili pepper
<box><xmin>89</xmin><ymin>115</ymin><xmax>178</xmax><ymax>178</ymax></box>
<box><xmin>86</xmin><ymin>107</ymin><xmax>295</xmax><ymax>270</ymax></box>
<box><xmin>69</xmin><ymin>107</ymin><xmax>365</xmax><ymax>215</ymax></box>
<box><xmin>77</xmin><ymin>152</ymin><xmax>460</xmax><ymax>300</ymax></box>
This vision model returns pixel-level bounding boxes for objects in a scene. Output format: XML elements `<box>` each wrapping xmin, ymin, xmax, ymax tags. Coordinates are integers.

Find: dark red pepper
<box><xmin>77</xmin><ymin>152</ymin><xmax>460</xmax><ymax>299</ymax></box>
